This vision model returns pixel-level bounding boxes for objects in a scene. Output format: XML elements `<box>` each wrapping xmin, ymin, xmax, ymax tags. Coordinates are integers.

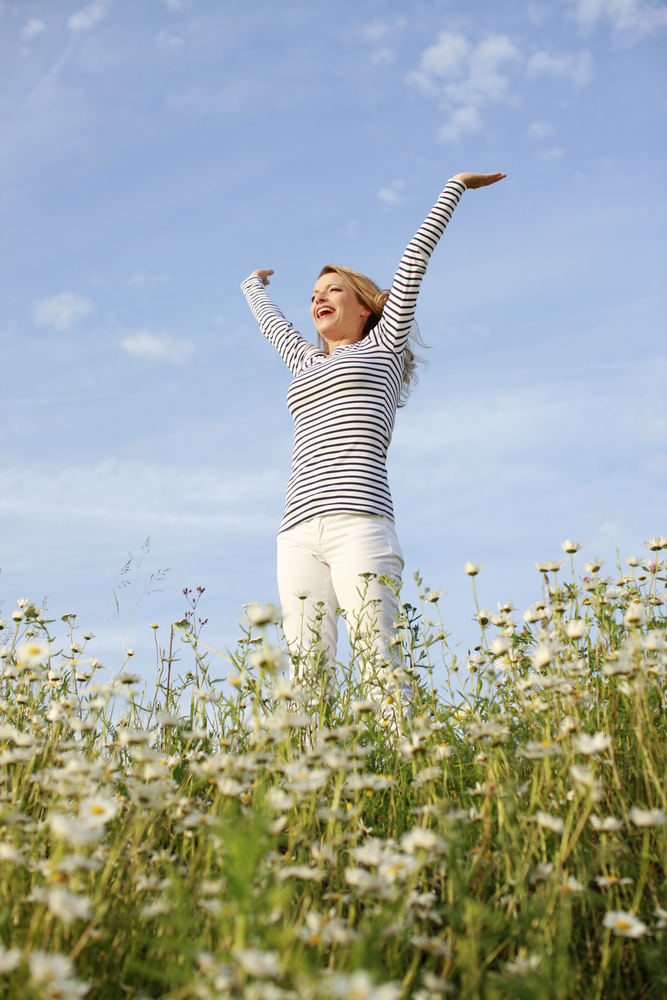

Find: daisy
<box><xmin>15</xmin><ymin>639</ymin><xmax>50</xmax><ymax>667</ymax></box>
<box><xmin>535</xmin><ymin>811</ymin><xmax>565</xmax><ymax>834</ymax></box>
<box><xmin>602</xmin><ymin>911</ymin><xmax>647</xmax><ymax>938</ymax></box>
<box><xmin>572</xmin><ymin>732</ymin><xmax>612</xmax><ymax>756</ymax></box>
<box><xmin>464</xmin><ymin>561</ymin><xmax>483</xmax><ymax>576</ymax></box>
<box><xmin>628</xmin><ymin>807</ymin><xmax>667</xmax><ymax>828</ymax></box>
<box><xmin>78</xmin><ymin>795</ymin><xmax>121</xmax><ymax>827</ymax></box>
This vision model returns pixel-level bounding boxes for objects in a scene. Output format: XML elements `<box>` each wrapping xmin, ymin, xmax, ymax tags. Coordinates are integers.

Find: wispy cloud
<box><xmin>438</xmin><ymin>105</ymin><xmax>484</xmax><ymax>143</ymax></box>
<box><xmin>33</xmin><ymin>293</ymin><xmax>93</xmax><ymax>331</ymax></box>
<box><xmin>567</xmin><ymin>0</ymin><xmax>667</xmax><ymax>40</ymax></box>
<box><xmin>391</xmin><ymin>358</ymin><xmax>666</xmax><ymax>528</ymax></box>
<box><xmin>68</xmin><ymin>1</ymin><xmax>111</xmax><ymax>34</ymax></box>
<box><xmin>539</xmin><ymin>147</ymin><xmax>565</xmax><ymax>162</ymax></box>
<box><xmin>527</xmin><ymin>49</ymin><xmax>593</xmax><ymax>86</ymax></box>
<box><xmin>21</xmin><ymin>19</ymin><xmax>46</xmax><ymax>43</ymax></box>
<box><xmin>155</xmin><ymin>29</ymin><xmax>186</xmax><ymax>54</ymax></box>
<box><xmin>377</xmin><ymin>180</ymin><xmax>405</xmax><ymax>208</ymax></box>
<box><xmin>527</xmin><ymin>120</ymin><xmax>554</xmax><ymax>138</ymax></box>
<box><xmin>128</xmin><ymin>272</ymin><xmax>171</xmax><ymax>287</ymax></box>
<box><xmin>0</xmin><ymin>460</ymin><xmax>279</xmax><ymax>536</ymax></box>
<box><xmin>360</xmin><ymin>18</ymin><xmax>407</xmax><ymax>66</ymax></box>
<box><xmin>120</xmin><ymin>331</ymin><xmax>193</xmax><ymax>363</ymax></box>
<box><xmin>165</xmin><ymin>80</ymin><xmax>266</xmax><ymax>116</ymax></box>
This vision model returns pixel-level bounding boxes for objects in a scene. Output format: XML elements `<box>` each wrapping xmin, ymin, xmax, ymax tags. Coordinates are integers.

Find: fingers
<box><xmin>453</xmin><ymin>172</ymin><xmax>506</xmax><ymax>190</ymax></box>
<box><xmin>479</xmin><ymin>172</ymin><xmax>506</xmax><ymax>187</ymax></box>
<box><xmin>250</xmin><ymin>268</ymin><xmax>275</xmax><ymax>286</ymax></box>
<box><xmin>468</xmin><ymin>173</ymin><xmax>506</xmax><ymax>189</ymax></box>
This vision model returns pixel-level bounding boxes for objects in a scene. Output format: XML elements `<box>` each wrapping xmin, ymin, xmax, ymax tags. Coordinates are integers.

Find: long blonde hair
<box><xmin>317</xmin><ymin>265</ymin><xmax>428</xmax><ymax>406</ymax></box>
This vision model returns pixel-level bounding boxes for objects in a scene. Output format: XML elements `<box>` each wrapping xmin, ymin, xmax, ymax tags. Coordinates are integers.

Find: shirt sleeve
<box><xmin>373</xmin><ymin>178</ymin><xmax>466</xmax><ymax>354</ymax></box>
<box><xmin>241</xmin><ymin>275</ymin><xmax>322</xmax><ymax>377</ymax></box>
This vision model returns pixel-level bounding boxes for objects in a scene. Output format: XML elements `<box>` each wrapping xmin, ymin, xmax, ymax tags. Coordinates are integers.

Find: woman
<box><xmin>242</xmin><ymin>171</ymin><xmax>505</xmax><ymax>695</ymax></box>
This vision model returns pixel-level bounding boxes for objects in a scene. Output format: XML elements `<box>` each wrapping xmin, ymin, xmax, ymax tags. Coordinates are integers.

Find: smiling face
<box><xmin>310</xmin><ymin>272</ymin><xmax>371</xmax><ymax>354</ymax></box>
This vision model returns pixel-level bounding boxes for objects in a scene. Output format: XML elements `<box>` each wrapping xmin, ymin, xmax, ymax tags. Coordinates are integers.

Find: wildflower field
<box><xmin>1</xmin><ymin>538</ymin><xmax>666</xmax><ymax>1000</ymax></box>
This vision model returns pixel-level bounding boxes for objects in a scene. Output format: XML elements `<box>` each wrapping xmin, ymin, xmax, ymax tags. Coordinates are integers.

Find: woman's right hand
<box><xmin>250</xmin><ymin>269</ymin><xmax>274</xmax><ymax>286</ymax></box>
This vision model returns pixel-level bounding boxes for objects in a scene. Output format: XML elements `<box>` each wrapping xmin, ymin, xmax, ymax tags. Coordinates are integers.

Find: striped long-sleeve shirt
<box><xmin>241</xmin><ymin>178</ymin><xmax>466</xmax><ymax>534</ymax></box>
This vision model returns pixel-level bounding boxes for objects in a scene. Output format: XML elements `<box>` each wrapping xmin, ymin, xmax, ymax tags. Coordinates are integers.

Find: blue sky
<box><xmin>1</xmin><ymin>0</ymin><xmax>665</xmax><ymax>679</ymax></box>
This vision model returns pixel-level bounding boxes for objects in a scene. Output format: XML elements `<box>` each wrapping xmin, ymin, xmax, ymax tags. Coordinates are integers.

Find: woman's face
<box><xmin>310</xmin><ymin>272</ymin><xmax>371</xmax><ymax>353</ymax></box>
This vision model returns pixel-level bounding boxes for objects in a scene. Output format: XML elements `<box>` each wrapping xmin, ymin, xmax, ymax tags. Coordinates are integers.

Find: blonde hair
<box><xmin>317</xmin><ymin>265</ymin><xmax>428</xmax><ymax>406</ymax></box>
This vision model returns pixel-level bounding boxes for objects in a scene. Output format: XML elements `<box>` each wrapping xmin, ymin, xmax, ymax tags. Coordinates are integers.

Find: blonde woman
<box><xmin>242</xmin><ymin>172</ymin><xmax>504</xmax><ymax>692</ymax></box>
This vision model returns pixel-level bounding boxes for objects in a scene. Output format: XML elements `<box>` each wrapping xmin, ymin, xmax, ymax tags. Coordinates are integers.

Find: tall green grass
<box><xmin>0</xmin><ymin>538</ymin><xmax>665</xmax><ymax>999</ymax></box>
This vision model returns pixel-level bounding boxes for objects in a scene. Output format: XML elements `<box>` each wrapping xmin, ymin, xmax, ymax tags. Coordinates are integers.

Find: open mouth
<box><xmin>317</xmin><ymin>307</ymin><xmax>334</xmax><ymax>319</ymax></box>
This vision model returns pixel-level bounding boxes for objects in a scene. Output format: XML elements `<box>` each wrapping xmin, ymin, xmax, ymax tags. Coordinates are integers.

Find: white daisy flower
<box><xmin>47</xmin><ymin>888</ymin><xmax>93</xmax><ymax>926</ymax></box>
<box><xmin>0</xmin><ymin>945</ymin><xmax>21</xmax><ymax>974</ymax></box>
<box><xmin>535</xmin><ymin>811</ymin><xmax>565</xmax><ymax>835</ymax></box>
<box><xmin>78</xmin><ymin>795</ymin><xmax>121</xmax><ymax>827</ymax></box>
<box><xmin>602</xmin><ymin>911</ymin><xmax>648</xmax><ymax>938</ymax></box>
<box><xmin>572</xmin><ymin>732</ymin><xmax>612</xmax><ymax>756</ymax></box>
<box><xmin>628</xmin><ymin>807</ymin><xmax>667</xmax><ymax>828</ymax></box>
<box><xmin>15</xmin><ymin>639</ymin><xmax>50</xmax><ymax>667</ymax></box>
<box><xmin>233</xmin><ymin>948</ymin><xmax>281</xmax><ymax>979</ymax></box>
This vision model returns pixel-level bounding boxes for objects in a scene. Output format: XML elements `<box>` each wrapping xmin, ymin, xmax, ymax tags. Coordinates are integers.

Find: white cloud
<box><xmin>370</xmin><ymin>47</ymin><xmax>395</xmax><ymax>66</ymax></box>
<box><xmin>120</xmin><ymin>331</ymin><xmax>194</xmax><ymax>364</ymax></box>
<box><xmin>539</xmin><ymin>147</ymin><xmax>565</xmax><ymax>161</ymax></box>
<box><xmin>527</xmin><ymin>49</ymin><xmax>593</xmax><ymax>87</ymax></box>
<box><xmin>409</xmin><ymin>32</ymin><xmax>520</xmax><ymax>98</ymax></box>
<box><xmin>68</xmin><ymin>1</ymin><xmax>110</xmax><ymax>33</ymax></box>
<box><xmin>166</xmin><ymin>80</ymin><xmax>265</xmax><ymax>116</ymax></box>
<box><xmin>439</xmin><ymin>105</ymin><xmax>483</xmax><ymax>143</ymax></box>
<box><xmin>33</xmin><ymin>293</ymin><xmax>93</xmax><ymax>331</ymax></box>
<box><xmin>420</xmin><ymin>30</ymin><xmax>470</xmax><ymax>78</ymax></box>
<box><xmin>361</xmin><ymin>17</ymin><xmax>406</xmax><ymax>64</ymax></box>
<box><xmin>527</xmin><ymin>3</ymin><xmax>555</xmax><ymax>25</ymax></box>
<box><xmin>21</xmin><ymin>19</ymin><xmax>46</xmax><ymax>42</ymax></box>
<box><xmin>568</xmin><ymin>0</ymin><xmax>667</xmax><ymax>39</ymax></box>
<box><xmin>408</xmin><ymin>31</ymin><xmax>597</xmax><ymax>142</ymax></box>
<box><xmin>0</xmin><ymin>460</ymin><xmax>278</xmax><ymax>534</ymax></box>
<box><xmin>444</xmin><ymin>34</ymin><xmax>520</xmax><ymax>105</ymax></box>
<box><xmin>407</xmin><ymin>32</ymin><xmax>521</xmax><ymax>143</ymax></box>
<box><xmin>128</xmin><ymin>272</ymin><xmax>171</xmax><ymax>287</ymax></box>
<box><xmin>155</xmin><ymin>29</ymin><xmax>186</xmax><ymax>53</ymax></box>
<box><xmin>391</xmin><ymin>360</ymin><xmax>666</xmax><ymax>516</ymax></box>
<box><xmin>528</xmin><ymin>120</ymin><xmax>554</xmax><ymax>138</ymax></box>
<box><xmin>378</xmin><ymin>180</ymin><xmax>405</xmax><ymax>207</ymax></box>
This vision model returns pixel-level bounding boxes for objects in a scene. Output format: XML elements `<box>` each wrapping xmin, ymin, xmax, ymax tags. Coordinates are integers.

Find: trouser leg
<box><xmin>319</xmin><ymin>514</ymin><xmax>405</xmax><ymax>700</ymax></box>
<box><xmin>276</xmin><ymin>521</ymin><xmax>338</xmax><ymax>687</ymax></box>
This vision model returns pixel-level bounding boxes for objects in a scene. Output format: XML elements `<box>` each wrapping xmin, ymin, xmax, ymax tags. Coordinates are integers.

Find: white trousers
<box><xmin>276</xmin><ymin>513</ymin><xmax>404</xmax><ymax>686</ymax></box>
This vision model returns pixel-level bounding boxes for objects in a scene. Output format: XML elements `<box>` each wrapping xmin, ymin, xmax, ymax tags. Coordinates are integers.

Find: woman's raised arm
<box><xmin>372</xmin><ymin>172</ymin><xmax>504</xmax><ymax>355</ymax></box>
<box><xmin>241</xmin><ymin>269</ymin><xmax>321</xmax><ymax>376</ymax></box>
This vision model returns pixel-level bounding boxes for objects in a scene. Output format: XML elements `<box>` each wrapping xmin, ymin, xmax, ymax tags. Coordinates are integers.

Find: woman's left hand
<box><xmin>453</xmin><ymin>172</ymin><xmax>506</xmax><ymax>189</ymax></box>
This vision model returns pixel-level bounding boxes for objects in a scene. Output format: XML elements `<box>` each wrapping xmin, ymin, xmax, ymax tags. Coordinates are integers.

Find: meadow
<box><xmin>0</xmin><ymin>537</ymin><xmax>666</xmax><ymax>1000</ymax></box>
